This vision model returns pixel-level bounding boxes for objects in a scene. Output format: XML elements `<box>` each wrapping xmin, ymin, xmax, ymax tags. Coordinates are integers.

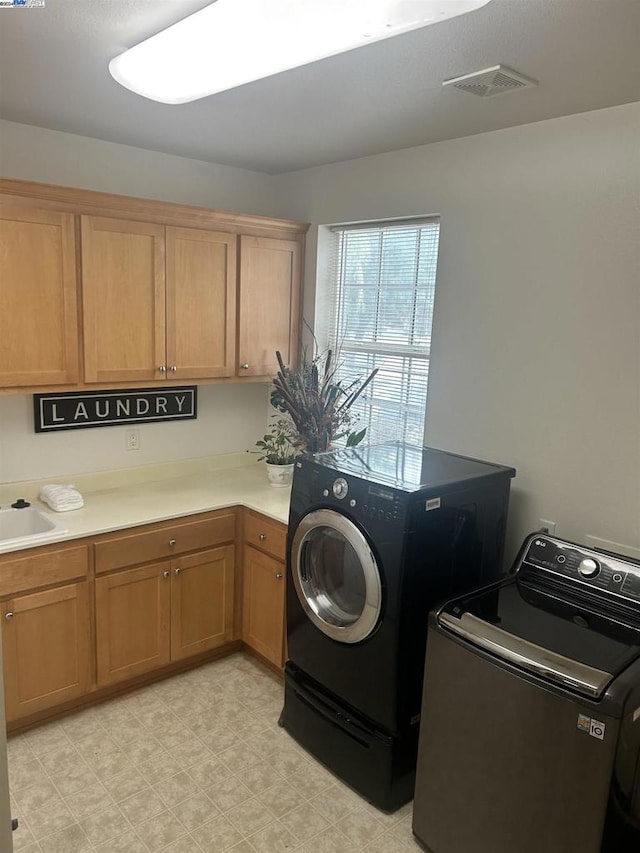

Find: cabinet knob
<box><xmin>168</xmin><ymin>539</ymin><xmax>176</xmax><ymax>547</ymax></box>
<box><xmin>175</xmin><ymin>567</ymin><xmax>182</xmax><ymax>576</ymax></box>
<box><xmin>169</xmin><ymin>365</ymin><xmax>177</xmax><ymax>372</ymax></box>
<box><xmin>275</xmin><ymin>573</ymin><xmax>283</xmax><ymax>580</ymax></box>
<box><xmin>159</xmin><ymin>365</ymin><xmax>167</xmax><ymax>372</ymax></box>
<box><xmin>5</xmin><ymin>612</ymin><xmax>13</xmax><ymax>620</ymax></box>
<box><xmin>259</xmin><ymin>533</ymin><xmax>267</xmax><ymax>541</ymax></box>
<box><xmin>241</xmin><ymin>363</ymin><xmax>249</xmax><ymax>370</ymax></box>
<box><xmin>163</xmin><ymin>571</ymin><xmax>170</xmax><ymax>579</ymax></box>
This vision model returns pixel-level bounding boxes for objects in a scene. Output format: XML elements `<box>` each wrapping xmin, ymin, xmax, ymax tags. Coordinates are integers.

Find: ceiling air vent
<box><xmin>443</xmin><ymin>65</ymin><xmax>538</xmax><ymax>97</ymax></box>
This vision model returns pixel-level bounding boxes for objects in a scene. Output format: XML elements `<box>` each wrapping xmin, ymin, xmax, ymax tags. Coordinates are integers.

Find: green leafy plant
<box><xmin>271</xmin><ymin>348</ymin><xmax>378</xmax><ymax>454</ymax></box>
<box><xmin>254</xmin><ymin>417</ymin><xmax>297</xmax><ymax>465</ymax></box>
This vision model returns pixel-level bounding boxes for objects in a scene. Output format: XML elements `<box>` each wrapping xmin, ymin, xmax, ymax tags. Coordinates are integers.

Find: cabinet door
<box><xmin>2</xmin><ymin>583</ymin><xmax>91</xmax><ymax>722</ymax></box>
<box><xmin>242</xmin><ymin>545</ymin><xmax>285</xmax><ymax>668</ymax></box>
<box><xmin>166</xmin><ymin>227</ymin><xmax>237</xmax><ymax>379</ymax></box>
<box><xmin>171</xmin><ymin>546</ymin><xmax>235</xmax><ymax>661</ymax></box>
<box><xmin>95</xmin><ymin>562</ymin><xmax>171</xmax><ymax>686</ymax></box>
<box><xmin>81</xmin><ymin>215</ymin><xmax>166</xmax><ymax>383</ymax></box>
<box><xmin>0</xmin><ymin>205</ymin><xmax>78</xmax><ymax>387</ymax></box>
<box><xmin>237</xmin><ymin>235</ymin><xmax>301</xmax><ymax>377</ymax></box>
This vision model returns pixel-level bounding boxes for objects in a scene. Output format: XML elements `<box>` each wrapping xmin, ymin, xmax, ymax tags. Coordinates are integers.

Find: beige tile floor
<box><xmin>7</xmin><ymin>653</ymin><xmax>421</xmax><ymax>852</ymax></box>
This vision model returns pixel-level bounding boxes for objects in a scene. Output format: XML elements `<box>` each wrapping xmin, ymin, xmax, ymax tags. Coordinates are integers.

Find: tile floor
<box><xmin>6</xmin><ymin>653</ymin><xmax>421</xmax><ymax>852</ymax></box>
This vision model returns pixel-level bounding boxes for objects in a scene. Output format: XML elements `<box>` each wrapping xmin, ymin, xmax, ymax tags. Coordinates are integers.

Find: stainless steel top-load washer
<box><xmin>413</xmin><ymin>533</ymin><xmax>640</xmax><ymax>853</ymax></box>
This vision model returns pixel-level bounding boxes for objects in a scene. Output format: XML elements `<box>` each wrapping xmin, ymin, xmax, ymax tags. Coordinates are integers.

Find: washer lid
<box><xmin>439</xmin><ymin>579</ymin><xmax>640</xmax><ymax>698</ymax></box>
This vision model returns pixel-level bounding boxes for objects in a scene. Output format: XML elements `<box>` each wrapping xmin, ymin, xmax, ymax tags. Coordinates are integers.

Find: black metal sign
<box><xmin>34</xmin><ymin>387</ymin><xmax>197</xmax><ymax>432</ymax></box>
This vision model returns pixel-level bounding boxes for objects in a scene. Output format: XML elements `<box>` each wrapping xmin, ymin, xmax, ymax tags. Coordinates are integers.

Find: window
<box><xmin>323</xmin><ymin>218</ymin><xmax>440</xmax><ymax>447</ymax></box>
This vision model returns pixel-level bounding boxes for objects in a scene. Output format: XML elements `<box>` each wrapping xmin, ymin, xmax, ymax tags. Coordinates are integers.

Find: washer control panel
<box><xmin>519</xmin><ymin>535</ymin><xmax>640</xmax><ymax>603</ymax></box>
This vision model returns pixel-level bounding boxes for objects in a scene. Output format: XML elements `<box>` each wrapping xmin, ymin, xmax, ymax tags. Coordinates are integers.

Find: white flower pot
<box><xmin>265</xmin><ymin>462</ymin><xmax>294</xmax><ymax>488</ymax></box>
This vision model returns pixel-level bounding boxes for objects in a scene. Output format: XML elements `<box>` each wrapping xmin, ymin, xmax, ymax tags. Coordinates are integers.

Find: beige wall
<box><xmin>0</xmin><ymin>119</ymin><xmax>282</xmax><ymax>484</ymax></box>
<box><xmin>1</xmin><ymin>106</ymin><xmax>639</xmax><ymax>562</ymax></box>
<box><xmin>276</xmin><ymin>103</ymin><xmax>640</xmax><ymax>562</ymax></box>
<box><xmin>0</xmin><ymin>119</ymin><xmax>282</xmax><ymax>217</ymax></box>
<box><xmin>0</xmin><ymin>385</ymin><xmax>270</xmax><ymax>484</ymax></box>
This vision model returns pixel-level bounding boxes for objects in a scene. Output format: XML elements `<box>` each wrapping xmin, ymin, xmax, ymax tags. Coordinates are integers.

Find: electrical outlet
<box><xmin>126</xmin><ymin>429</ymin><xmax>140</xmax><ymax>451</ymax></box>
<box><xmin>539</xmin><ymin>518</ymin><xmax>556</xmax><ymax>535</ymax></box>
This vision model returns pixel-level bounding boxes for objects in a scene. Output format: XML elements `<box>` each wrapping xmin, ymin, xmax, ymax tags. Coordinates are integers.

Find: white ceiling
<box><xmin>1</xmin><ymin>0</ymin><xmax>639</xmax><ymax>174</ymax></box>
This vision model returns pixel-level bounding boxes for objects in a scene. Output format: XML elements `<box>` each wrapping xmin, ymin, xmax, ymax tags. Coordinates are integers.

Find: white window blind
<box><xmin>326</xmin><ymin>218</ymin><xmax>440</xmax><ymax>447</ymax></box>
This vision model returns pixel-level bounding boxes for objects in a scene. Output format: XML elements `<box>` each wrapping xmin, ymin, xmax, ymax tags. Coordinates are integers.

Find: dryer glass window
<box><xmin>302</xmin><ymin>526</ymin><xmax>367</xmax><ymax>626</ymax></box>
<box><xmin>291</xmin><ymin>509</ymin><xmax>382</xmax><ymax>643</ymax></box>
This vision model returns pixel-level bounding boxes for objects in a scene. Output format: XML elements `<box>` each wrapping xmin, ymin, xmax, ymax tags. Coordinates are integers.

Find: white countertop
<box><xmin>0</xmin><ymin>454</ymin><xmax>292</xmax><ymax>555</ymax></box>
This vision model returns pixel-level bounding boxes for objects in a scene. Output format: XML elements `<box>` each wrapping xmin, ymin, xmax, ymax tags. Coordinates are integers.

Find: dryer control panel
<box><xmin>517</xmin><ymin>535</ymin><xmax>640</xmax><ymax>605</ymax></box>
<box><xmin>309</xmin><ymin>466</ymin><xmax>407</xmax><ymax>524</ymax></box>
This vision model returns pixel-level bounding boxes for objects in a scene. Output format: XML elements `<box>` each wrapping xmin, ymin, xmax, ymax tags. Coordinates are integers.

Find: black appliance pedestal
<box><xmin>283</xmin><ymin>662</ymin><xmax>418</xmax><ymax>812</ymax></box>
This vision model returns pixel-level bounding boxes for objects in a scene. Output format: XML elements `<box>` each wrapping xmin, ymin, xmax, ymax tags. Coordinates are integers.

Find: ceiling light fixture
<box><xmin>109</xmin><ymin>0</ymin><xmax>493</xmax><ymax>105</ymax></box>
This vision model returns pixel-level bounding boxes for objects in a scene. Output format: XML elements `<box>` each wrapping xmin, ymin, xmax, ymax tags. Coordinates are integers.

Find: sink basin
<box><xmin>0</xmin><ymin>506</ymin><xmax>68</xmax><ymax>550</ymax></box>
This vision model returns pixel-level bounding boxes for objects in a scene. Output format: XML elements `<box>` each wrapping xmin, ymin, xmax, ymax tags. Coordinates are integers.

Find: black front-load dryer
<box><xmin>281</xmin><ymin>441</ymin><xmax>516</xmax><ymax>810</ymax></box>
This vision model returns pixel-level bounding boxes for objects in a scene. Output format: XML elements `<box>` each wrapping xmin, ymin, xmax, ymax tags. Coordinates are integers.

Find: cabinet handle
<box><xmin>158</xmin><ymin>365</ymin><xmax>167</xmax><ymax>372</ymax></box>
<box><xmin>5</xmin><ymin>612</ymin><xmax>13</xmax><ymax>620</ymax></box>
<box><xmin>259</xmin><ymin>533</ymin><xmax>267</xmax><ymax>541</ymax></box>
<box><xmin>163</xmin><ymin>571</ymin><xmax>170</xmax><ymax>579</ymax></box>
<box><xmin>169</xmin><ymin>365</ymin><xmax>177</xmax><ymax>372</ymax></box>
<box><xmin>175</xmin><ymin>568</ymin><xmax>182</xmax><ymax>576</ymax></box>
<box><xmin>241</xmin><ymin>363</ymin><xmax>249</xmax><ymax>370</ymax></box>
<box><xmin>275</xmin><ymin>573</ymin><xmax>283</xmax><ymax>580</ymax></box>
<box><xmin>168</xmin><ymin>539</ymin><xmax>176</xmax><ymax>547</ymax></box>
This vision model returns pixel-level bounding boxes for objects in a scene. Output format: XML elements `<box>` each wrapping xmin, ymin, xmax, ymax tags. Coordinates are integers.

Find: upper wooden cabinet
<box><xmin>0</xmin><ymin>204</ymin><xmax>79</xmax><ymax>387</ymax></box>
<box><xmin>81</xmin><ymin>216</ymin><xmax>166</xmax><ymax>384</ymax></box>
<box><xmin>81</xmin><ymin>217</ymin><xmax>237</xmax><ymax>383</ymax></box>
<box><xmin>166</xmin><ymin>226</ymin><xmax>236</xmax><ymax>380</ymax></box>
<box><xmin>0</xmin><ymin>179</ymin><xmax>307</xmax><ymax>393</ymax></box>
<box><xmin>238</xmin><ymin>236</ymin><xmax>301</xmax><ymax>377</ymax></box>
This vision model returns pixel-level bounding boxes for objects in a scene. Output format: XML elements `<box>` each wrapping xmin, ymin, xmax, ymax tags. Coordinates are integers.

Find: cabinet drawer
<box><xmin>244</xmin><ymin>511</ymin><xmax>287</xmax><ymax>561</ymax></box>
<box><xmin>0</xmin><ymin>545</ymin><xmax>89</xmax><ymax>598</ymax></box>
<box><xmin>95</xmin><ymin>511</ymin><xmax>236</xmax><ymax>574</ymax></box>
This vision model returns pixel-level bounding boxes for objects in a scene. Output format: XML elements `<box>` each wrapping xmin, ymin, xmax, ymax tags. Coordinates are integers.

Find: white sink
<box><xmin>0</xmin><ymin>506</ymin><xmax>68</xmax><ymax>550</ymax></box>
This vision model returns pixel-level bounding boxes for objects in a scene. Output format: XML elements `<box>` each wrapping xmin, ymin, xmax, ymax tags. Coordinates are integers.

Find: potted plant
<box><xmin>271</xmin><ymin>347</ymin><xmax>378</xmax><ymax>454</ymax></box>
<box><xmin>254</xmin><ymin>417</ymin><xmax>297</xmax><ymax>487</ymax></box>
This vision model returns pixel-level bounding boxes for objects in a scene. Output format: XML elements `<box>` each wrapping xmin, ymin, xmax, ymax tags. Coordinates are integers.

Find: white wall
<box><xmin>0</xmin><ymin>120</ymin><xmax>285</xmax><ymax>483</ymax></box>
<box><xmin>276</xmin><ymin>104</ymin><xmax>640</xmax><ymax>561</ymax></box>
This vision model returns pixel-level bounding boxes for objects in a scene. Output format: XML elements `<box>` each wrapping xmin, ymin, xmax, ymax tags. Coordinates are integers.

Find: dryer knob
<box><xmin>578</xmin><ymin>558</ymin><xmax>600</xmax><ymax>578</ymax></box>
<box><xmin>332</xmin><ymin>478</ymin><xmax>349</xmax><ymax>500</ymax></box>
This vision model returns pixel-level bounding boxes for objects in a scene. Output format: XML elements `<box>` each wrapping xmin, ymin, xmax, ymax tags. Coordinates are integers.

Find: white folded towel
<box><xmin>39</xmin><ymin>484</ymin><xmax>84</xmax><ymax>512</ymax></box>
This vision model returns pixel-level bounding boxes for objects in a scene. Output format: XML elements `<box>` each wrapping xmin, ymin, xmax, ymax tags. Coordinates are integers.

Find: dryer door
<box><xmin>291</xmin><ymin>509</ymin><xmax>382</xmax><ymax>644</ymax></box>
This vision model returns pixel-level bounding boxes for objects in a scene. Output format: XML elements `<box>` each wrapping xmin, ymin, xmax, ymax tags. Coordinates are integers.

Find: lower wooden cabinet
<box><xmin>171</xmin><ymin>546</ymin><xmax>235</xmax><ymax>661</ymax></box>
<box><xmin>95</xmin><ymin>546</ymin><xmax>235</xmax><ymax>686</ymax></box>
<box><xmin>2</xmin><ymin>581</ymin><xmax>91</xmax><ymax>722</ymax></box>
<box><xmin>0</xmin><ymin>507</ymin><xmax>287</xmax><ymax>727</ymax></box>
<box><xmin>95</xmin><ymin>561</ymin><xmax>171</xmax><ymax>685</ymax></box>
<box><xmin>242</xmin><ymin>545</ymin><xmax>286</xmax><ymax>668</ymax></box>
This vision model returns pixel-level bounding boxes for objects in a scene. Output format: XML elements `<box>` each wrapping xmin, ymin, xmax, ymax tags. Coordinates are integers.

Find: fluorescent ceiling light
<box><xmin>110</xmin><ymin>0</ymin><xmax>493</xmax><ymax>105</ymax></box>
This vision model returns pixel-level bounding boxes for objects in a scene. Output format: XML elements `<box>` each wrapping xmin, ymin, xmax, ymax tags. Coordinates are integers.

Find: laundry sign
<box><xmin>34</xmin><ymin>387</ymin><xmax>197</xmax><ymax>432</ymax></box>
